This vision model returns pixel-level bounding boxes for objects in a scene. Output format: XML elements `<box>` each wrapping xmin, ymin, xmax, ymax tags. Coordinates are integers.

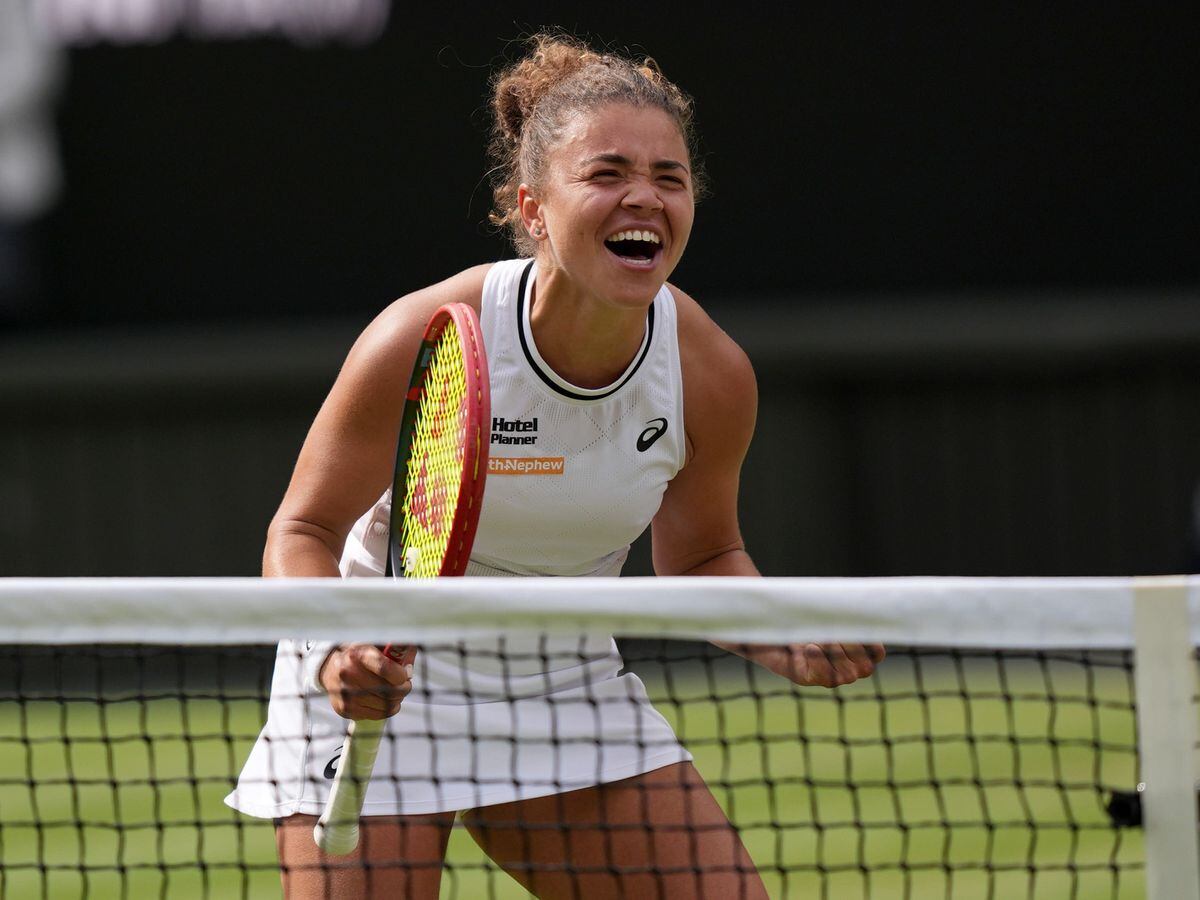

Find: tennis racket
<box><xmin>314</xmin><ymin>302</ymin><xmax>490</xmax><ymax>855</ymax></box>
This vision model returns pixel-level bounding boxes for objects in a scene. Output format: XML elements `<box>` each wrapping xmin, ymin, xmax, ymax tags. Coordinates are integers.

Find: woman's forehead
<box><xmin>556</xmin><ymin>104</ymin><xmax>688</xmax><ymax>162</ymax></box>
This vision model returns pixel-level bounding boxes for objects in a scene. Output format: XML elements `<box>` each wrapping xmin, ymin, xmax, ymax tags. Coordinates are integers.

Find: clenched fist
<box><xmin>716</xmin><ymin>641</ymin><xmax>886</xmax><ymax>688</ymax></box>
<box><xmin>748</xmin><ymin>642</ymin><xmax>885</xmax><ymax>687</ymax></box>
<box><xmin>319</xmin><ymin>644</ymin><xmax>416</xmax><ymax>720</ymax></box>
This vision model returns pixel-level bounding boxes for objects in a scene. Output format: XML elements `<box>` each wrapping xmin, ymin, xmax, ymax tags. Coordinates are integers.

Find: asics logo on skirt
<box><xmin>324</xmin><ymin>746</ymin><xmax>343</xmax><ymax>780</ymax></box>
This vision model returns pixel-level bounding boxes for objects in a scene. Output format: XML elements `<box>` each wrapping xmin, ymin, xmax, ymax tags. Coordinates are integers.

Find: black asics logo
<box><xmin>637</xmin><ymin>418</ymin><xmax>668</xmax><ymax>452</ymax></box>
<box><xmin>324</xmin><ymin>745</ymin><xmax>343</xmax><ymax>780</ymax></box>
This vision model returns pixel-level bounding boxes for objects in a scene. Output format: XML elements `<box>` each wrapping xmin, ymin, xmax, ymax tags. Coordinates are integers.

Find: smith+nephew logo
<box><xmin>488</xmin><ymin>456</ymin><xmax>565</xmax><ymax>476</ymax></box>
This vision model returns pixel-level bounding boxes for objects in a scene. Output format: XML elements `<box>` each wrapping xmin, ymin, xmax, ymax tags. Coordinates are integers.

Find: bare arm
<box><xmin>653</xmin><ymin>287</ymin><xmax>884</xmax><ymax>688</ymax></box>
<box><xmin>263</xmin><ymin>265</ymin><xmax>490</xmax><ymax>578</ymax></box>
<box><xmin>267</xmin><ymin>265</ymin><xmax>490</xmax><ymax>717</ymax></box>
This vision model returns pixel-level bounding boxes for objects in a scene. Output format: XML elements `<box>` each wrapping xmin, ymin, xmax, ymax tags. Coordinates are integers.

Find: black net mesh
<box><xmin>0</xmin><ymin>640</ymin><xmax>1145</xmax><ymax>899</ymax></box>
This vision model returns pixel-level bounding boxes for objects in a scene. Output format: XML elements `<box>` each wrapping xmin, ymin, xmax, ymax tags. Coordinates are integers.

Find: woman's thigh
<box><xmin>275</xmin><ymin>812</ymin><xmax>455</xmax><ymax>900</ymax></box>
<box><xmin>462</xmin><ymin>762</ymin><xmax>767</xmax><ymax>900</ymax></box>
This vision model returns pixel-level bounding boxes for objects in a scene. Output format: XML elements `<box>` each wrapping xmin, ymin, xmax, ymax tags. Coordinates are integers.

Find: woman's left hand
<box><xmin>743</xmin><ymin>642</ymin><xmax>886</xmax><ymax>688</ymax></box>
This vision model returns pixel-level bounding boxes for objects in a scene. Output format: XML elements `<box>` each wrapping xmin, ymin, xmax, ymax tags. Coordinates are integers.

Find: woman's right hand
<box><xmin>318</xmin><ymin>643</ymin><xmax>416</xmax><ymax>720</ymax></box>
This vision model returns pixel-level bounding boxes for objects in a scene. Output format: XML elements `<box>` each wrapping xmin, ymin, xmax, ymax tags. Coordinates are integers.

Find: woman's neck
<box><xmin>528</xmin><ymin>263</ymin><xmax>653</xmax><ymax>390</ymax></box>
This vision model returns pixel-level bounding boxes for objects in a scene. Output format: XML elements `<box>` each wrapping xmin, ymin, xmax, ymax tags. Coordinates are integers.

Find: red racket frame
<box><xmin>388</xmin><ymin>302</ymin><xmax>490</xmax><ymax>579</ymax></box>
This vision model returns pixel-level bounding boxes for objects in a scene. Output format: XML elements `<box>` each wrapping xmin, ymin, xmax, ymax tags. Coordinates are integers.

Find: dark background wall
<box><xmin>3</xmin><ymin>4</ymin><xmax>1198</xmax><ymax>577</ymax></box>
<box><xmin>27</xmin><ymin>4</ymin><xmax>1198</xmax><ymax>327</ymax></box>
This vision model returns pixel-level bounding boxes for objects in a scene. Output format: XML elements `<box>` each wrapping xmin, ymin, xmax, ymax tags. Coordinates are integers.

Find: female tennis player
<box><xmin>227</xmin><ymin>34</ymin><xmax>883</xmax><ymax>899</ymax></box>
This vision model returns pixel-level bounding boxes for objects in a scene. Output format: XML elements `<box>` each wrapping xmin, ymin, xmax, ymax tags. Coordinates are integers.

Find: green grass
<box><xmin>0</xmin><ymin>652</ymin><xmax>1144</xmax><ymax>899</ymax></box>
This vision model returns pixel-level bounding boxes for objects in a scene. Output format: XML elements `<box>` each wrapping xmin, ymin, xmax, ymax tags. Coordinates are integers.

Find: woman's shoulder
<box><xmin>377</xmin><ymin>263</ymin><xmax>494</xmax><ymax>323</ymax></box>
<box><xmin>666</xmin><ymin>283</ymin><xmax>756</xmax><ymax>395</ymax></box>
<box><xmin>339</xmin><ymin>264</ymin><xmax>496</xmax><ymax>382</ymax></box>
<box><xmin>665</xmin><ymin>283</ymin><xmax>757</xmax><ymax>460</ymax></box>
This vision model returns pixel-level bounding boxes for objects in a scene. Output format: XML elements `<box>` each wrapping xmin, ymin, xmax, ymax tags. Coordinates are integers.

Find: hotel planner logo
<box><xmin>489</xmin><ymin>417</ymin><xmax>563</xmax><ymax>475</ymax></box>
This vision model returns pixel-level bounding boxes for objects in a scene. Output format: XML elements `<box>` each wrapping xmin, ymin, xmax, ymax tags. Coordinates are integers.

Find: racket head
<box><xmin>388</xmin><ymin>302</ymin><xmax>489</xmax><ymax>578</ymax></box>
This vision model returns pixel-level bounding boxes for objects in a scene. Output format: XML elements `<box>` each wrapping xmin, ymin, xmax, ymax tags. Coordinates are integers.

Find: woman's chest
<box><xmin>471</xmin><ymin>383</ymin><xmax>683</xmax><ymax>573</ymax></box>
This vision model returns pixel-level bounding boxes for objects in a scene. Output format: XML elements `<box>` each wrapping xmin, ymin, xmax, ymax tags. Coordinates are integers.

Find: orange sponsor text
<box><xmin>488</xmin><ymin>456</ymin><xmax>565</xmax><ymax>476</ymax></box>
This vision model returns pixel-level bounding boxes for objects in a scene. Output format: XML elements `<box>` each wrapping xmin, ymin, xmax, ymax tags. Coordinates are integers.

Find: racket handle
<box><xmin>313</xmin><ymin>717</ymin><xmax>387</xmax><ymax>855</ymax></box>
<box><xmin>381</xmin><ymin>643</ymin><xmax>413</xmax><ymax>664</ymax></box>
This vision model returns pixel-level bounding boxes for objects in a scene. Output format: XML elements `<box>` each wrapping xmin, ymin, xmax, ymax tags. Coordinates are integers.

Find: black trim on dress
<box><xmin>515</xmin><ymin>259</ymin><xmax>656</xmax><ymax>402</ymax></box>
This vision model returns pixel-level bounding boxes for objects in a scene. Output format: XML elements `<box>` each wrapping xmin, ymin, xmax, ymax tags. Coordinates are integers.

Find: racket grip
<box><xmin>382</xmin><ymin>643</ymin><xmax>416</xmax><ymax>665</ymax></box>
<box><xmin>313</xmin><ymin>717</ymin><xmax>387</xmax><ymax>855</ymax></box>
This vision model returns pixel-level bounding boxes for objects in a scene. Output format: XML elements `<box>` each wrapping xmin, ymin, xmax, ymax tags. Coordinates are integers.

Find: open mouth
<box><xmin>604</xmin><ymin>230</ymin><xmax>662</xmax><ymax>267</ymax></box>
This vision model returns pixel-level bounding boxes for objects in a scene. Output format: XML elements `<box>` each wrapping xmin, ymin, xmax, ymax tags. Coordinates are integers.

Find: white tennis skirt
<box><xmin>224</xmin><ymin>637</ymin><xmax>691</xmax><ymax>818</ymax></box>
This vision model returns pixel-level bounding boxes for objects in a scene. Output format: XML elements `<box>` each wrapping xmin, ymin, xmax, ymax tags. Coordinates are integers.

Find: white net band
<box><xmin>3</xmin><ymin>575</ymin><xmax>1198</xmax><ymax>647</ymax></box>
<box><xmin>3</xmin><ymin>575</ymin><xmax>1198</xmax><ymax>898</ymax></box>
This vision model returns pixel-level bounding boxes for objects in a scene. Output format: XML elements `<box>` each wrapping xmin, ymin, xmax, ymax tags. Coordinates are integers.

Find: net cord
<box><xmin>3</xmin><ymin>575</ymin><xmax>1198</xmax><ymax>899</ymax></box>
<box><xmin>2</xmin><ymin>576</ymin><xmax>1198</xmax><ymax>648</ymax></box>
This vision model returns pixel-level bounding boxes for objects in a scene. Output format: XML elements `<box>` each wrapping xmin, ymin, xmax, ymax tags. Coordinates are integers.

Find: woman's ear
<box><xmin>518</xmin><ymin>184</ymin><xmax>546</xmax><ymax>241</ymax></box>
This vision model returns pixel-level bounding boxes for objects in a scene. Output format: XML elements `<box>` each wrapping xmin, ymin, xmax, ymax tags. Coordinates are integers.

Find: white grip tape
<box><xmin>312</xmin><ymin>718</ymin><xmax>387</xmax><ymax>855</ymax></box>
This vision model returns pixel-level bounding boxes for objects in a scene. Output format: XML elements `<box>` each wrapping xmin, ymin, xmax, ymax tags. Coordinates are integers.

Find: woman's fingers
<box><xmin>839</xmin><ymin>642</ymin><xmax>885</xmax><ymax>678</ymax></box>
<box><xmin>323</xmin><ymin>643</ymin><xmax>414</xmax><ymax>719</ymax></box>
<box><xmin>338</xmin><ymin>670</ymin><xmax>413</xmax><ymax>719</ymax></box>
<box><xmin>787</xmin><ymin>642</ymin><xmax>884</xmax><ymax>687</ymax></box>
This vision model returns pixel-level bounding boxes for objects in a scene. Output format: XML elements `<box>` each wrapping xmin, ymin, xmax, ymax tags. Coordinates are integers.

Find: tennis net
<box><xmin>1</xmin><ymin>576</ymin><xmax>1197</xmax><ymax>899</ymax></box>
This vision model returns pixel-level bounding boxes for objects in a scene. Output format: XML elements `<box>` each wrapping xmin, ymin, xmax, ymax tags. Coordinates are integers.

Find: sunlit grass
<box><xmin>0</xmin><ymin>652</ymin><xmax>1143</xmax><ymax>899</ymax></box>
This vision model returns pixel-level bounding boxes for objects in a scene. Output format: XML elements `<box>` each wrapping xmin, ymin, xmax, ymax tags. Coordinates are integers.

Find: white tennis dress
<box><xmin>226</xmin><ymin>258</ymin><xmax>691</xmax><ymax>817</ymax></box>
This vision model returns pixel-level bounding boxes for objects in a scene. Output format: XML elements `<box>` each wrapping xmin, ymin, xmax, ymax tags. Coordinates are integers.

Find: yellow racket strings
<box><xmin>399</xmin><ymin>323</ymin><xmax>469</xmax><ymax>577</ymax></box>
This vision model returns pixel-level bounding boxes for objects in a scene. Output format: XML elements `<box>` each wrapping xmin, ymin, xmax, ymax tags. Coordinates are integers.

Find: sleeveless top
<box><xmin>341</xmin><ymin>257</ymin><xmax>687</xmax><ymax>580</ymax></box>
<box><xmin>338</xmin><ymin>257</ymin><xmax>688</xmax><ymax>701</ymax></box>
<box><xmin>225</xmin><ymin>260</ymin><xmax>693</xmax><ymax>818</ymax></box>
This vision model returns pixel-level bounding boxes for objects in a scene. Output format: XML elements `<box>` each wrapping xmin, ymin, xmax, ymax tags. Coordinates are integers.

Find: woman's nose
<box><xmin>621</xmin><ymin>180</ymin><xmax>664</xmax><ymax>212</ymax></box>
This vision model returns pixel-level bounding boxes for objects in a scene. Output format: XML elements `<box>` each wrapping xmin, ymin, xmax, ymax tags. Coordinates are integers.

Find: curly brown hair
<box><xmin>487</xmin><ymin>33</ymin><xmax>705</xmax><ymax>256</ymax></box>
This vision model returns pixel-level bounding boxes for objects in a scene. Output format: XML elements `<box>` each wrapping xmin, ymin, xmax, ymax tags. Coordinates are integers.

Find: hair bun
<box><xmin>491</xmin><ymin>35</ymin><xmax>593</xmax><ymax>144</ymax></box>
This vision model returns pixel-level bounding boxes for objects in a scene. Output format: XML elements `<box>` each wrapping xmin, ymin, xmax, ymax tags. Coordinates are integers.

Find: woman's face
<box><xmin>522</xmin><ymin>103</ymin><xmax>695</xmax><ymax>309</ymax></box>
